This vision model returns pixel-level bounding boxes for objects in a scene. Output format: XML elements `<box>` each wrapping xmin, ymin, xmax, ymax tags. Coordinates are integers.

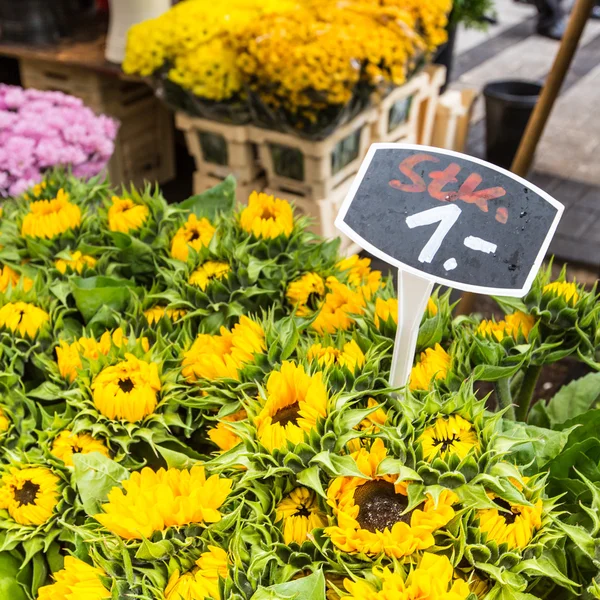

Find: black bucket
<box><xmin>483</xmin><ymin>80</ymin><xmax>542</xmax><ymax>169</ymax></box>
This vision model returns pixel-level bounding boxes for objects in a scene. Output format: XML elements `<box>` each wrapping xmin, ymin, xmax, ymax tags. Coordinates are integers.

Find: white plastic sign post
<box><xmin>335</xmin><ymin>143</ymin><xmax>564</xmax><ymax>388</ymax></box>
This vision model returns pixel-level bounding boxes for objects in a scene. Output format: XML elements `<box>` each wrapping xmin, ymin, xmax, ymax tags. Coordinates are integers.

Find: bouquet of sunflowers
<box><xmin>123</xmin><ymin>0</ymin><xmax>452</xmax><ymax>136</ymax></box>
<box><xmin>0</xmin><ymin>169</ymin><xmax>599</xmax><ymax>599</ymax></box>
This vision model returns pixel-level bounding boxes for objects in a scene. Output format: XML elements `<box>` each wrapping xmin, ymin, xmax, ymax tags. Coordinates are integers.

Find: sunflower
<box><xmin>108</xmin><ymin>196</ymin><xmax>149</xmax><ymax>233</ymax></box>
<box><xmin>255</xmin><ymin>361</ymin><xmax>329</xmax><ymax>452</ymax></box>
<box><xmin>374</xmin><ymin>297</ymin><xmax>398</xmax><ymax>328</ymax></box>
<box><xmin>307</xmin><ymin>340</ymin><xmax>365</xmax><ymax>372</ymax></box>
<box><xmin>0</xmin><ymin>466</ymin><xmax>60</xmax><ymax>525</ymax></box>
<box><xmin>165</xmin><ymin>545</ymin><xmax>229</xmax><ymax>600</ymax></box>
<box><xmin>337</xmin><ymin>255</ymin><xmax>381</xmax><ymax>299</ymax></box>
<box><xmin>543</xmin><ymin>281</ymin><xmax>579</xmax><ymax>305</ymax></box>
<box><xmin>182</xmin><ymin>316</ymin><xmax>265</xmax><ymax>382</ymax></box>
<box><xmin>0</xmin><ymin>407</ymin><xmax>9</xmax><ymax>432</ymax></box>
<box><xmin>91</xmin><ymin>354</ymin><xmax>161</xmax><ymax>422</ymax></box>
<box><xmin>419</xmin><ymin>415</ymin><xmax>480</xmax><ymax>462</ymax></box>
<box><xmin>409</xmin><ymin>344</ymin><xmax>450</xmax><ymax>391</ymax></box>
<box><xmin>426</xmin><ymin>297</ymin><xmax>438</xmax><ymax>317</ymax></box>
<box><xmin>0</xmin><ymin>264</ymin><xmax>33</xmax><ymax>293</ymax></box>
<box><xmin>144</xmin><ymin>305</ymin><xmax>187</xmax><ymax>325</ymax></box>
<box><xmin>208</xmin><ymin>409</ymin><xmax>247</xmax><ymax>452</ymax></box>
<box><xmin>341</xmin><ymin>552</ymin><xmax>470</xmax><ymax>600</ymax></box>
<box><xmin>325</xmin><ymin>439</ymin><xmax>458</xmax><ymax>558</ymax></box>
<box><xmin>55</xmin><ymin>250</ymin><xmax>97</xmax><ymax>274</ymax></box>
<box><xmin>37</xmin><ymin>556</ymin><xmax>110</xmax><ymax>600</ymax></box>
<box><xmin>276</xmin><ymin>487</ymin><xmax>326</xmax><ymax>545</ymax></box>
<box><xmin>21</xmin><ymin>189</ymin><xmax>81</xmax><ymax>239</ymax></box>
<box><xmin>312</xmin><ymin>278</ymin><xmax>366</xmax><ymax>334</ymax></box>
<box><xmin>477</xmin><ymin>496</ymin><xmax>543</xmax><ymax>550</ymax></box>
<box><xmin>0</xmin><ymin>301</ymin><xmax>49</xmax><ymax>338</ymax></box>
<box><xmin>188</xmin><ymin>261</ymin><xmax>230</xmax><ymax>291</ymax></box>
<box><xmin>239</xmin><ymin>191</ymin><xmax>294</xmax><ymax>240</ymax></box>
<box><xmin>477</xmin><ymin>311</ymin><xmax>535</xmax><ymax>342</ymax></box>
<box><xmin>51</xmin><ymin>430</ymin><xmax>110</xmax><ymax>467</ymax></box>
<box><xmin>286</xmin><ymin>272</ymin><xmax>326</xmax><ymax>317</ymax></box>
<box><xmin>171</xmin><ymin>214</ymin><xmax>216</xmax><ymax>261</ymax></box>
<box><xmin>95</xmin><ymin>465</ymin><xmax>232</xmax><ymax>540</ymax></box>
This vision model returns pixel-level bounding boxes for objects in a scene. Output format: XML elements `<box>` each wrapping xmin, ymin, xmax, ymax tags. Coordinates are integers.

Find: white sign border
<box><xmin>334</xmin><ymin>143</ymin><xmax>565</xmax><ymax>298</ymax></box>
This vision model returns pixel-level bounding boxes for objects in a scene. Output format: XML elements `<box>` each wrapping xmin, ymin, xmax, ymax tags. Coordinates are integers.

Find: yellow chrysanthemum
<box><xmin>325</xmin><ymin>439</ymin><xmax>458</xmax><ymax>558</ymax></box>
<box><xmin>165</xmin><ymin>546</ymin><xmax>229</xmax><ymax>600</ymax></box>
<box><xmin>108</xmin><ymin>196</ymin><xmax>149</xmax><ymax>233</ymax></box>
<box><xmin>0</xmin><ymin>301</ymin><xmax>49</xmax><ymax>338</ymax></box>
<box><xmin>307</xmin><ymin>340</ymin><xmax>365</xmax><ymax>372</ymax></box>
<box><xmin>171</xmin><ymin>214</ymin><xmax>216</xmax><ymax>261</ymax></box>
<box><xmin>21</xmin><ymin>189</ymin><xmax>81</xmax><ymax>239</ymax></box>
<box><xmin>419</xmin><ymin>415</ymin><xmax>480</xmax><ymax>462</ymax></box>
<box><xmin>95</xmin><ymin>465</ymin><xmax>232</xmax><ymax>540</ymax></box>
<box><xmin>374</xmin><ymin>297</ymin><xmax>398</xmax><ymax>328</ymax></box>
<box><xmin>239</xmin><ymin>191</ymin><xmax>294</xmax><ymax>240</ymax></box>
<box><xmin>56</xmin><ymin>328</ymin><xmax>149</xmax><ymax>383</ymax></box>
<box><xmin>276</xmin><ymin>487</ymin><xmax>326</xmax><ymax>545</ymax></box>
<box><xmin>255</xmin><ymin>361</ymin><xmax>329</xmax><ymax>452</ymax></box>
<box><xmin>188</xmin><ymin>261</ymin><xmax>230</xmax><ymax>291</ymax></box>
<box><xmin>337</xmin><ymin>255</ymin><xmax>382</xmax><ymax>299</ymax></box>
<box><xmin>543</xmin><ymin>281</ymin><xmax>580</xmax><ymax>305</ymax></box>
<box><xmin>286</xmin><ymin>272</ymin><xmax>326</xmax><ymax>317</ymax></box>
<box><xmin>208</xmin><ymin>409</ymin><xmax>247</xmax><ymax>452</ymax></box>
<box><xmin>37</xmin><ymin>556</ymin><xmax>110</xmax><ymax>600</ymax></box>
<box><xmin>55</xmin><ymin>250</ymin><xmax>97</xmax><ymax>274</ymax></box>
<box><xmin>312</xmin><ymin>277</ymin><xmax>366</xmax><ymax>334</ymax></box>
<box><xmin>478</xmin><ymin>496</ymin><xmax>543</xmax><ymax>550</ymax></box>
<box><xmin>0</xmin><ymin>264</ymin><xmax>33</xmax><ymax>293</ymax></box>
<box><xmin>477</xmin><ymin>311</ymin><xmax>535</xmax><ymax>342</ymax></box>
<box><xmin>182</xmin><ymin>317</ymin><xmax>265</xmax><ymax>382</ymax></box>
<box><xmin>144</xmin><ymin>305</ymin><xmax>187</xmax><ymax>325</ymax></box>
<box><xmin>91</xmin><ymin>354</ymin><xmax>161</xmax><ymax>422</ymax></box>
<box><xmin>51</xmin><ymin>430</ymin><xmax>110</xmax><ymax>467</ymax></box>
<box><xmin>0</xmin><ymin>407</ymin><xmax>9</xmax><ymax>433</ymax></box>
<box><xmin>0</xmin><ymin>466</ymin><xmax>60</xmax><ymax>525</ymax></box>
<box><xmin>409</xmin><ymin>344</ymin><xmax>450</xmax><ymax>391</ymax></box>
<box><xmin>341</xmin><ymin>552</ymin><xmax>470</xmax><ymax>600</ymax></box>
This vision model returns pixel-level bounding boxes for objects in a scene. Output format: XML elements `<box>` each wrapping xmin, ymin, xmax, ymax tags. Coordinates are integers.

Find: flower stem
<box><xmin>515</xmin><ymin>365</ymin><xmax>543</xmax><ymax>422</ymax></box>
<box><xmin>495</xmin><ymin>377</ymin><xmax>515</xmax><ymax>420</ymax></box>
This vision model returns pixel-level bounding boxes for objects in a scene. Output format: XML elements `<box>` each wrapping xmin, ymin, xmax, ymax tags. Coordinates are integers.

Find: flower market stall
<box><xmin>0</xmin><ymin>167</ymin><xmax>598</xmax><ymax>599</ymax></box>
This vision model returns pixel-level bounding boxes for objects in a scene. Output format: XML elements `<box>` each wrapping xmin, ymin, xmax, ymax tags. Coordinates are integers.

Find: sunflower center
<box><xmin>118</xmin><ymin>378</ymin><xmax>135</xmax><ymax>393</ymax></box>
<box><xmin>260</xmin><ymin>207</ymin><xmax>277</xmax><ymax>220</ymax></box>
<box><xmin>271</xmin><ymin>403</ymin><xmax>301</xmax><ymax>427</ymax></box>
<box><xmin>494</xmin><ymin>498</ymin><xmax>518</xmax><ymax>524</ymax></box>
<box><xmin>432</xmin><ymin>433</ymin><xmax>460</xmax><ymax>452</ymax></box>
<box><xmin>189</xmin><ymin>229</ymin><xmax>201</xmax><ymax>241</ymax></box>
<box><xmin>354</xmin><ymin>480</ymin><xmax>411</xmax><ymax>533</ymax></box>
<box><xmin>14</xmin><ymin>480</ymin><xmax>40</xmax><ymax>506</ymax></box>
<box><xmin>294</xmin><ymin>504</ymin><xmax>311</xmax><ymax>518</ymax></box>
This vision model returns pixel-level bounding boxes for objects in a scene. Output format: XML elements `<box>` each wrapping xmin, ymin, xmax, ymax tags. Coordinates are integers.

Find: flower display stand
<box><xmin>431</xmin><ymin>88</ymin><xmax>478</xmax><ymax>152</ymax></box>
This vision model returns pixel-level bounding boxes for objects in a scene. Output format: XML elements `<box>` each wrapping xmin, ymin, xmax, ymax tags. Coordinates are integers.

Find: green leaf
<box><xmin>72</xmin><ymin>452</ymin><xmax>130</xmax><ymax>516</ymax></box>
<box><xmin>251</xmin><ymin>570</ymin><xmax>325</xmax><ymax>600</ymax></box>
<box><xmin>179</xmin><ymin>176</ymin><xmax>236</xmax><ymax>220</ymax></box>
<box><xmin>70</xmin><ymin>277</ymin><xmax>136</xmax><ymax>323</ymax></box>
<box><xmin>135</xmin><ymin>539</ymin><xmax>174</xmax><ymax>561</ymax></box>
<box><xmin>377</xmin><ymin>458</ymin><xmax>422</xmax><ymax>482</ymax></box>
<box><xmin>554</xmin><ymin>520</ymin><xmax>595</xmax><ymax>559</ymax></box>
<box><xmin>455</xmin><ymin>484</ymin><xmax>503</xmax><ymax>510</ymax></box>
<box><xmin>311</xmin><ymin>452</ymin><xmax>366</xmax><ymax>479</ymax></box>
<box><xmin>296</xmin><ymin>466</ymin><xmax>326</xmax><ymax>499</ymax></box>
<box><xmin>0</xmin><ymin>553</ymin><xmax>27</xmax><ymax>600</ymax></box>
<box><xmin>513</xmin><ymin>555</ymin><xmax>576</xmax><ymax>588</ymax></box>
<box><xmin>546</xmin><ymin>372</ymin><xmax>600</xmax><ymax>426</ymax></box>
<box><xmin>156</xmin><ymin>446</ymin><xmax>201</xmax><ymax>470</ymax></box>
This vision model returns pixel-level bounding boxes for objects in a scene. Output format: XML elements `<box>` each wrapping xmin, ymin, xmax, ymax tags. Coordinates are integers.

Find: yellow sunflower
<box><xmin>325</xmin><ymin>439</ymin><xmax>458</xmax><ymax>558</ymax></box>
<box><xmin>95</xmin><ymin>465</ymin><xmax>232</xmax><ymax>540</ymax></box>
<box><xmin>307</xmin><ymin>340</ymin><xmax>365</xmax><ymax>372</ymax></box>
<box><xmin>409</xmin><ymin>344</ymin><xmax>450</xmax><ymax>391</ymax></box>
<box><xmin>419</xmin><ymin>415</ymin><xmax>480</xmax><ymax>462</ymax></box>
<box><xmin>108</xmin><ymin>196</ymin><xmax>149</xmax><ymax>233</ymax></box>
<box><xmin>374</xmin><ymin>297</ymin><xmax>398</xmax><ymax>328</ymax></box>
<box><xmin>208</xmin><ymin>409</ymin><xmax>247</xmax><ymax>452</ymax></box>
<box><xmin>182</xmin><ymin>317</ymin><xmax>265</xmax><ymax>382</ymax></box>
<box><xmin>312</xmin><ymin>278</ymin><xmax>366</xmax><ymax>334</ymax></box>
<box><xmin>55</xmin><ymin>250</ymin><xmax>97</xmax><ymax>274</ymax></box>
<box><xmin>21</xmin><ymin>189</ymin><xmax>81</xmax><ymax>239</ymax></box>
<box><xmin>144</xmin><ymin>305</ymin><xmax>187</xmax><ymax>325</ymax></box>
<box><xmin>51</xmin><ymin>430</ymin><xmax>110</xmax><ymax>467</ymax></box>
<box><xmin>341</xmin><ymin>552</ymin><xmax>470</xmax><ymax>600</ymax></box>
<box><xmin>543</xmin><ymin>281</ymin><xmax>579</xmax><ymax>305</ymax></box>
<box><xmin>0</xmin><ymin>466</ymin><xmax>60</xmax><ymax>525</ymax></box>
<box><xmin>37</xmin><ymin>556</ymin><xmax>110</xmax><ymax>600</ymax></box>
<box><xmin>276</xmin><ymin>487</ymin><xmax>326</xmax><ymax>545</ymax></box>
<box><xmin>477</xmin><ymin>496</ymin><xmax>543</xmax><ymax>550</ymax></box>
<box><xmin>477</xmin><ymin>311</ymin><xmax>535</xmax><ymax>342</ymax></box>
<box><xmin>255</xmin><ymin>361</ymin><xmax>329</xmax><ymax>452</ymax></box>
<box><xmin>337</xmin><ymin>255</ymin><xmax>382</xmax><ymax>299</ymax></box>
<box><xmin>239</xmin><ymin>191</ymin><xmax>294</xmax><ymax>240</ymax></box>
<box><xmin>286</xmin><ymin>272</ymin><xmax>326</xmax><ymax>317</ymax></box>
<box><xmin>0</xmin><ymin>301</ymin><xmax>49</xmax><ymax>338</ymax></box>
<box><xmin>171</xmin><ymin>214</ymin><xmax>216</xmax><ymax>261</ymax></box>
<box><xmin>165</xmin><ymin>546</ymin><xmax>229</xmax><ymax>600</ymax></box>
<box><xmin>0</xmin><ymin>264</ymin><xmax>33</xmax><ymax>293</ymax></box>
<box><xmin>188</xmin><ymin>261</ymin><xmax>230</xmax><ymax>291</ymax></box>
<box><xmin>0</xmin><ymin>406</ymin><xmax>9</xmax><ymax>432</ymax></box>
<box><xmin>347</xmin><ymin>398</ymin><xmax>388</xmax><ymax>453</ymax></box>
<box><xmin>91</xmin><ymin>354</ymin><xmax>161</xmax><ymax>422</ymax></box>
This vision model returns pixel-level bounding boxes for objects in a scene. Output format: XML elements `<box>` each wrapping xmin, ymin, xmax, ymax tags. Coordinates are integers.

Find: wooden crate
<box><xmin>431</xmin><ymin>89</ymin><xmax>478</xmax><ymax>152</ymax></box>
<box><xmin>417</xmin><ymin>64</ymin><xmax>447</xmax><ymax>146</ymax></box>
<box><xmin>176</xmin><ymin>113</ymin><xmax>260</xmax><ymax>183</ymax></box>
<box><xmin>193</xmin><ymin>171</ymin><xmax>266</xmax><ymax>205</ymax></box>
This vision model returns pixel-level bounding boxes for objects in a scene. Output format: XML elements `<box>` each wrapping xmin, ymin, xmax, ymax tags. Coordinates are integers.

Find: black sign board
<box><xmin>335</xmin><ymin>144</ymin><xmax>564</xmax><ymax>296</ymax></box>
